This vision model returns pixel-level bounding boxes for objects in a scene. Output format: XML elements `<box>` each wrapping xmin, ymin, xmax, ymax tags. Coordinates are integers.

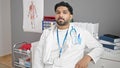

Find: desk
<box><xmin>88</xmin><ymin>49</ymin><xmax>120</xmax><ymax>68</ymax></box>
<box><xmin>88</xmin><ymin>58</ymin><xmax>120</xmax><ymax>68</ymax></box>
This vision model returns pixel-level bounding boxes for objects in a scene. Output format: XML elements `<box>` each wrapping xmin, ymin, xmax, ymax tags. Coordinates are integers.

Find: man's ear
<box><xmin>70</xmin><ymin>15</ymin><xmax>73</xmax><ymax>20</ymax></box>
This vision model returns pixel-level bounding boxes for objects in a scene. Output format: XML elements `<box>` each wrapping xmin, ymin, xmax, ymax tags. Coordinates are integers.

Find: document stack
<box><xmin>99</xmin><ymin>34</ymin><xmax>120</xmax><ymax>50</ymax></box>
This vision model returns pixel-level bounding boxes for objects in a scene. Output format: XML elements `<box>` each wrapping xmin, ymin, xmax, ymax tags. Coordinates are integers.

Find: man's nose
<box><xmin>59</xmin><ymin>13</ymin><xmax>63</xmax><ymax>17</ymax></box>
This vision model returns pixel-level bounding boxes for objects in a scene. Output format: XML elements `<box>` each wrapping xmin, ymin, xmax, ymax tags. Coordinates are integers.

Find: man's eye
<box><xmin>63</xmin><ymin>11</ymin><xmax>68</xmax><ymax>14</ymax></box>
<box><xmin>56</xmin><ymin>12</ymin><xmax>60</xmax><ymax>14</ymax></box>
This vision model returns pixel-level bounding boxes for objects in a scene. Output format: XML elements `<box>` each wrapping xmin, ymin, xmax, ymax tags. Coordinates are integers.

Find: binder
<box><xmin>42</xmin><ymin>20</ymin><xmax>55</xmax><ymax>30</ymax></box>
<box><xmin>103</xmin><ymin>44</ymin><xmax>115</xmax><ymax>50</ymax></box>
<box><xmin>99</xmin><ymin>34</ymin><xmax>120</xmax><ymax>43</ymax></box>
<box><xmin>44</xmin><ymin>16</ymin><xmax>55</xmax><ymax>21</ymax></box>
<box><xmin>102</xmin><ymin>44</ymin><xmax>120</xmax><ymax>50</ymax></box>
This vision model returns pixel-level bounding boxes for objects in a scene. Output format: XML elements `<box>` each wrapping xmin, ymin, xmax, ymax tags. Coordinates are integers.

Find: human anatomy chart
<box><xmin>23</xmin><ymin>0</ymin><xmax>44</xmax><ymax>33</ymax></box>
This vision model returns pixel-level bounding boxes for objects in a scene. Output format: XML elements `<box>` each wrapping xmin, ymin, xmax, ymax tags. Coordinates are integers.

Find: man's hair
<box><xmin>54</xmin><ymin>1</ymin><xmax>73</xmax><ymax>15</ymax></box>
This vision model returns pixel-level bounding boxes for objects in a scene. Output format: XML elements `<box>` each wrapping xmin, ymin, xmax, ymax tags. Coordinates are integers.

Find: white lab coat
<box><xmin>33</xmin><ymin>24</ymin><xmax>103</xmax><ymax>68</ymax></box>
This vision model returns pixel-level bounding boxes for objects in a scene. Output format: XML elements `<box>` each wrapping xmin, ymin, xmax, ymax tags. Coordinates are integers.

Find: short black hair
<box><xmin>54</xmin><ymin>1</ymin><xmax>73</xmax><ymax>15</ymax></box>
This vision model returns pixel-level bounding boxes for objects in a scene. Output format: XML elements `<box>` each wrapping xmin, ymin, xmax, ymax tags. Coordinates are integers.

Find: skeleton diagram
<box><xmin>28</xmin><ymin>1</ymin><xmax>37</xmax><ymax>29</ymax></box>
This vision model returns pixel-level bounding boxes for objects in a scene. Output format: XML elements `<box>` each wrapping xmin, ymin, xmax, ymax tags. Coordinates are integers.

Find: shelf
<box><xmin>13</xmin><ymin>42</ymin><xmax>32</xmax><ymax>68</ymax></box>
<box><xmin>13</xmin><ymin>49</ymin><xmax>30</xmax><ymax>56</ymax></box>
<box><xmin>14</xmin><ymin>62</ymin><xmax>31</xmax><ymax>68</ymax></box>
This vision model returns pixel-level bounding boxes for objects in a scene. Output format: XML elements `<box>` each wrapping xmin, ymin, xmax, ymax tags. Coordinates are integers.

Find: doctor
<box><xmin>33</xmin><ymin>1</ymin><xmax>103</xmax><ymax>68</ymax></box>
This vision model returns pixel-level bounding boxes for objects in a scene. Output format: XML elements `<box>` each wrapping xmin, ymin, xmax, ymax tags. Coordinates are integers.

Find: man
<box><xmin>33</xmin><ymin>1</ymin><xmax>103</xmax><ymax>68</ymax></box>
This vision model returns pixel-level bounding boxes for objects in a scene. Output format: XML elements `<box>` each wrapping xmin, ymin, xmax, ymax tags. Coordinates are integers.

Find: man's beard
<box><xmin>57</xmin><ymin>21</ymin><xmax>67</xmax><ymax>26</ymax></box>
<box><xmin>56</xmin><ymin>19</ymin><xmax>68</xmax><ymax>26</ymax></box>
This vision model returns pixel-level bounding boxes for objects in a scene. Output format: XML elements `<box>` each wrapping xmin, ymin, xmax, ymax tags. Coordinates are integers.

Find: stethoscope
<box><xmin>70</xmin><ymin>26</ymin><xmax>77</xmax><ymax>36</ymax></box>
<box><xmin>56</xmin><ymin>26</ymin><xmax>81</xmax><ymax>57</ymax></box>
<box><xmin>70</xmin><ymin>26</ymin><xmax>81</xmax><ymax>45</ymax></box>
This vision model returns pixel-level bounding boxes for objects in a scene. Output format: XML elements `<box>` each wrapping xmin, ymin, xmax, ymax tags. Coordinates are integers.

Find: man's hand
<box><xmin>75</xmin><ymin>55</ymin><xmax>92</xmax><ymax>68</ymax></box>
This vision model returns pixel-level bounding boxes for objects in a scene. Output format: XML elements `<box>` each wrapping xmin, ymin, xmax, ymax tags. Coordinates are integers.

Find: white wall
<box><xmin>0</xmin><ymin>0</ymin><xmax>2</xmax><ymax>56</ymax></box>
<box><xmin>0</xmin><ymin>0</ymin><xmax>11</xmax><ymax>56</ymax></box>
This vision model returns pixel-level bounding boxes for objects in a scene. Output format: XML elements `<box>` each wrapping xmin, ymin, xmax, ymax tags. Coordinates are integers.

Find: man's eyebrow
<box><xmin>56</xmin><ymin>9</ymin><xmax>68</xmax><ymax>11</ymax></box>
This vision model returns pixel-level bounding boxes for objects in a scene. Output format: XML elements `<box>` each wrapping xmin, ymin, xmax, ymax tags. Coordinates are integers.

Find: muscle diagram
<box><xmin>28</xmin><ymin>0</ymin><xmax>38</xmax><ymax>29</ymax></box>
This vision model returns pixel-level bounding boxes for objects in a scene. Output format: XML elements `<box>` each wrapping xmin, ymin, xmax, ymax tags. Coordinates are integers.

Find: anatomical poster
<box><xmin>23</xmin><ymin>0</ymin><xmax>44</xmax><ymax>33</ymax></box>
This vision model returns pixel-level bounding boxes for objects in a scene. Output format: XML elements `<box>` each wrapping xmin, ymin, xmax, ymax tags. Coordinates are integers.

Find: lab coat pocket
<box><xmin>69</xmin><ymin>40</ymin><xmax>85</xmax><ymax>51</ymax></box>
<box><xmin>61</xmin><ymin>43</ymin><xmax>84</xmax><ymax>62</ymax></box>
<box><xmin>72</xmin><ymin>44</ymin><xmax>83</xmax><ymax>50</ymax></box>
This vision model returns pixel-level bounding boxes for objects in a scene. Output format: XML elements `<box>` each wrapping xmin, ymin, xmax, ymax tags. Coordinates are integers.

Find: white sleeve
<box><xmin>32</xmin><ymin>30</ymin><xmax>48</xmax><ymax>68</ymax></box>
<box><xmin>83</xmin><ymin>30</ymin><xmax>104</xmax><ymax>63</ymax></box>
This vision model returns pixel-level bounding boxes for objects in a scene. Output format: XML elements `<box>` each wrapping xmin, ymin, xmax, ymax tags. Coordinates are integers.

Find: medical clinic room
<box><xmin>0</xmin><ymin>0</ymin><xmax>120</xmax><ymax>68</ymax></box>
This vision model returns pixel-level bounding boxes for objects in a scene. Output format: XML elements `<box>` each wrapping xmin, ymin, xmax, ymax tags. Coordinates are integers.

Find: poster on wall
<box><xmin>23</xmin><ymin>0</ymin><xmax>44</xmax><ymax>33</ymax></box>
